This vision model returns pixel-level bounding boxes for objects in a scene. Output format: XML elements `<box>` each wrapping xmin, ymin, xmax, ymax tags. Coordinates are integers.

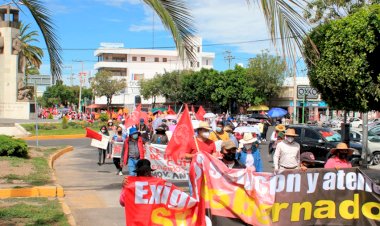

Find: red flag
<box><xmin>125</xmin><ymin>104</ymin><xmax>141</xmax><ymax>127</ymax></box>
<box><xmin>85</xmin><ymin>127</ymin><xmax>102</xmax><ymax>141</ymax></box>
<box><xmin>196</xmin><ymin>105</ymin><xmax>206</xmax><ymax>120</ymax></box>
<box><xmin>165</xmin><ymin>104</ymin><xmax>195</xmax><ymax>162</ymax></box>
<box><xmin>167</xmin><ymin>105</ymin><xmax>176</xmax><ymax>115</ymax></box>
<box><xmin>139</xmin><ymin>111</ymin><xmax>148</xmax><ymax>123</ymax></box>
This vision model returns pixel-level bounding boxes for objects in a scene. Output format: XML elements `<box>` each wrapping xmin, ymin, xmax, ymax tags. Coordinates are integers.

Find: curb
<box><xmin>0</xmin><ymin>145</ymin><xmax>76</xmax><ymax>225</ymax></box>
<box><xmin>22</xmin><ymin>134</ymin><xmax>86</xmax><ymax>140</ymax></box>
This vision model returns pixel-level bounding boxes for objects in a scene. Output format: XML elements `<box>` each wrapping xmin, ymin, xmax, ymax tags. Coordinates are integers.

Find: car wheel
<box><xmin>372</xmin><ymin>152</ymin><xmax>380</xmax><ymax>165</ymax></box>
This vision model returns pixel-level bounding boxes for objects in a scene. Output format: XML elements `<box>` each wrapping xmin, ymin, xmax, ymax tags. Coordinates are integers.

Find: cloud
<box><xmin>190</xmin><ymin>0</ymin><xmax>278</xmax><ymax>54</ymax></box>
<box><xmin>44</xmin><ymin>1</ymin><xmax>71</xmax><ymax>14</ymax></box>
<box><xmin>128</xmin><ymin>5</ymin><xmax>165</xmax><ymax>32</ymax></box>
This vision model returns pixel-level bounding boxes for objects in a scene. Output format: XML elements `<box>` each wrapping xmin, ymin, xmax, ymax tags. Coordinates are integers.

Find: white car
<box><xmin>350</xmin><ymin>117</ymin><xmax>363</xmax><ymax>128</ymax></box>
<box><xmin>334</xmin><ymin>127</ymin><xmax>380</xmax><ymax>165</ymax></box>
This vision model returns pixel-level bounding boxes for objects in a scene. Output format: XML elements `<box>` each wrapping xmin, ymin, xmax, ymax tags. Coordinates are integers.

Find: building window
<box><xmin>132</xmin><ymin>56</ymin><xmax>137</xmax><ymax>61</ymax></box>
<box><xmin>190</xmin><ymin>62</ymin><xmax>193</xmax><ymax>67</ymax></box>
<box><xmin>154</xmin><ymin>57</ymin><xmax>159</xmax><ymax>62</ymax></box>
<box><xmin>206</xmin><ymin>59</ymin><xmax>209</xmax><ymax>65</ymax></box>
<box><xmin>141</xmin><ymin>57</ymin><xmax>145</xmax><ymax>62</ymax></box>
<box><xmin>197</xmin><ymin>46</ymin><xmax>200</xmax><ymax>53</ymax></box>
<box><xmin>163</xmin><ymin>58</ymin><xmax>167</xmax><ymax>62</ymax></box>
<box><xmin>197</xmin><ymin>62</ymin><xmax>200</xmax><ymax>68</ymax></box>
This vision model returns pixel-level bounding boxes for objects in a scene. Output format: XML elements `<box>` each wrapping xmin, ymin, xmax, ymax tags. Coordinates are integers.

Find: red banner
<box><xmin>123</xmin><ymin>176</ymin><xmax>204</xmax><ymax>226</ymax></box>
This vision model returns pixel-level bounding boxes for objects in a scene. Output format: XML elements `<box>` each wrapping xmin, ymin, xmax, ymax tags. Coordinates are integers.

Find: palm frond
<box><xmin>17</xmin><ymin>0</ymin><xmax>62</xmax><ymax>82</ymax></box>
<box><xmin>249</xmin><ymin>0</ymin><xmax>315</xmax><ymax>66</ymax></box>
<box><xmin>143</xmin><ymin>0</ymin><xmax>197</xmax><ymax>64</ymax></box>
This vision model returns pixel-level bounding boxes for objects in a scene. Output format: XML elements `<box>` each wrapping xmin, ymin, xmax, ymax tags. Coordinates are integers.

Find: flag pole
<box><xmin>176</xmin><ymin>104</ymin><xmax>184</xmax><ymax>119</ymax></box>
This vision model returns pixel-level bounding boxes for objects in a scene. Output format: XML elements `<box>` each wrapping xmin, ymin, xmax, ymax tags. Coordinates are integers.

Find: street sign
<box><xmin>297</xmin><ymin>85</ymin><xmax>319</xmax><ymax>99</ymax></box>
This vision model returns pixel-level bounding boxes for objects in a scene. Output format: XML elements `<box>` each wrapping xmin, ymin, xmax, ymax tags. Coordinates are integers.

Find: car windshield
<box><xmin>316</xmin><ymin>128</ymin><xmax>341</xmax><ymax>142</ymax></box>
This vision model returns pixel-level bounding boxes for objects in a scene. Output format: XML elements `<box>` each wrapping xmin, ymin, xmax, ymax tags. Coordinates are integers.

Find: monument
<box><xmin>0</xmin><ymin>5</ymin><xmax>32</xmax><ymax>119</ymax></box>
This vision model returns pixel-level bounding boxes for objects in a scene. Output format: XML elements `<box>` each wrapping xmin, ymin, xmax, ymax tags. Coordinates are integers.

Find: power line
<box><xmin>38</xmin><ymin>37</ymin><xmax>292</xmax><ymax>51</ymax></box>
<box><xmin>224</xmin><ymin>50</ymin><xmax>235</xmax><ymax>69</ymax></box>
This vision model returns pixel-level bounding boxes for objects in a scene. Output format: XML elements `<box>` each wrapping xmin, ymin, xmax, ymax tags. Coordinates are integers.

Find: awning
<box><xmin>86</xmin><ymin>104</ymin><xmax>107</xmax><ymax>109</ymax></box>
<box><xmin>247</xmin><ymin>105</ymin><xmax>269</xmax><ymax>111</ymax></box>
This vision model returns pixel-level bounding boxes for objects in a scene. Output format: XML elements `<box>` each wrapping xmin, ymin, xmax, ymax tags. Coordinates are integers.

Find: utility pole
<box><xmin>63</xmin><ymin>65</ymin><xmax>75</xmax><ymax>86</ymax></box>
<box><xmin>73</xmin><ymin>60</ymin><xmax>86</xmax><ymax>113</ymax></box>
<box><xmin>224</xmin><ymin>50</ymin><xmax>235</xmax><ymax>69</ymax></box>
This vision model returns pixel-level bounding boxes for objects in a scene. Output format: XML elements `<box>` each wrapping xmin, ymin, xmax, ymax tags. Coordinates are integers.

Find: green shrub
<box><xmin>99</xmin><ymin>113</ymin><xmax>109</xmax><ymax>122</ymax></box>
<box><xmin>62</xmin><ymin>117</ymin><xmax>68</xmax><ymax>129</ymax></box>
<box><xmin>22</xmin><ymin>124</ymin><xmax>35</xmax><ymax>132</ymax></box>
<box><xmin>0</xmin><ymin>135</ymin><xmax>28</xmax><ymax>158</ymax></box>
<box><xmin>41</xmin><ymin>123</ymin><xmax>58</xmax><ymax>130</ymax></box>
<box><xmin>48</xmin><ymin>113</ymin><xmax>53</xmax><ymax>119</ymax></box>
<box><xmin>68</xmin><ymin>121</ymin><xmax>76</xmax><ymax>127</ymax></box>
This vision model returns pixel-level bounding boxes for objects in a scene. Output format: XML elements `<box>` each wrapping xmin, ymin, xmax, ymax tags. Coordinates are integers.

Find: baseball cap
<box><xmin>300</xmin><ymin>152</ymin><xmax>316</xmax><ymax>163</ymax></box>
<box><xmin>222</xmin><ymin>140</ymin><xmax>237</xmax><ymax>150</ymax></box>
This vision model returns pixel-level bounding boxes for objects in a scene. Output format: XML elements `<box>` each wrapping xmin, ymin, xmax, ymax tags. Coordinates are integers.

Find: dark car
<box><xmin>288</xmin><ymin>125</ymin><xmax>362</xmax><ymax>166</ymax></box>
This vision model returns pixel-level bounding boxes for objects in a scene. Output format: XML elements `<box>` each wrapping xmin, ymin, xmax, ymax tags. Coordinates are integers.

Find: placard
<box><xmin>112</xmin><ymin>142</ymin><xmax>124</xmax><ymax>158</ymax></box>
<box><xmin>90</xmin><ymin>135</ymin><xmax>109</xmax><ymax>149</ymax></box>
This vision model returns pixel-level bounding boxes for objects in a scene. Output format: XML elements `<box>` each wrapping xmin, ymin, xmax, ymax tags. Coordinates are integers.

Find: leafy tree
<box><xmin>246</xmin><ymin>50</ymin><xmax>288</xmax><ymax>105</ymax></box>
<box><xmin>90</xmin><ymin>71</ymin><xmax>127</xmax><ymax>111</ymax></box>
<box><xmin>207</xmin><ymin>66</ymin><xmax>256</xmax><ymax>111</ymax></box>
<box><xmin>139</xmin><ymin>75</ymin><xmax>162</xmax><ymax>108</ymax></box>
<box><xmin>159</xmin><ymin>71</ymin><xmax>183</xmax><ymax>106</ymax></box>
<box><xmin>41</xmin><ymin>80</ymin><xmax>75</xmax><ymax>107</ymax></box>
<box><xmin>303</xmin><ymin>0</ymin><xmax>379</xmax><ymax>24</ymax></box>
<box><xmin>180</xmin><ymin>69</ymin><xmax>216</xmax><ymax>104</ymax></box>
<box><xmin>19</xmin><ymin>23</ymin><xmax>44</xmax><ymax>76</ymax></box>
<box><xmin>304</xmin><ymin>5</ymin><xmax>380</xmax><ymax>112</ymax></box>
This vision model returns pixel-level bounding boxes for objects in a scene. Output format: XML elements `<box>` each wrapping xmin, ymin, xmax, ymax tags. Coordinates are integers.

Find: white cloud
<box><xmin>190</xmin><ymin>0</ymin><xmax>278</xmax><ymax>54</ymax></box>
<box><xmin>128</xmin><ymin>5</ymin><xmax>165</xmax><ymax>32</ymax></box>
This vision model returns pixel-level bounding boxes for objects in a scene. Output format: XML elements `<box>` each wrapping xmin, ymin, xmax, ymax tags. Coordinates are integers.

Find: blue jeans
<box><xmin>128</xmin><ymin>158</ymin><xmax>139</xmax><ymax>176</ymax></box>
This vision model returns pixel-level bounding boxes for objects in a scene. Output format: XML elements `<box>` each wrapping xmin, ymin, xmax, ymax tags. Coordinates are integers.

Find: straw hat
<box><xmin>284</xmin><ymin>128</ymin><xmax>298</xmax><ymax>137</ymax></box>
<box><xmin>197</xmin><ymin>121</ymin><xmax>212</xmax><ymax>130</ymax></box>
<box><xmin>222</xmin><ymin>140</ymin><xmax>237</xmax><ymax>150</ymax></box>
<box><xmin>330</xmin><ymin>142</ymin><xmax>354</xmax><ymax>155</ymax></box>
<box><xmin>224</xmin><ymin>125</ymin><xmax>233</xmax><ymax>132</ymax></box>
<box><xmin>239</xmin><ymin>133</ymin><xmax>258</xmax><ymax>144</ymax></box>
<box><xmin>275</xmin><ymin>124</ymin><xmax>286</xmax><ymax>132</ymax></box>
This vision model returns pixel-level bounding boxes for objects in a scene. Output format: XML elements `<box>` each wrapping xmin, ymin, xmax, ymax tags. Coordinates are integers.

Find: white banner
<box><xmin>146</xmin><ymin>144</ymin><xmax>190</xmax><ymax>181</ymax></box>
<box><xmin>90</xmin><ymin>135</ymin><xmax>109</xmax><ymax>150</ymax></box>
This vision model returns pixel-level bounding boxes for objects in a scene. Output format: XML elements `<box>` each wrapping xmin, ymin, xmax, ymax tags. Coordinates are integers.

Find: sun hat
<box><xmin>275</xmin><ymin>124</ymin><xmax>286</xmax><ymax>132</ymax></box>
<box><xmin>300</xmin><ymin>152</ymin><xmax>316</xmax><ymax>163</ymax></box>
<box><xmin>133</xmin><ymin>159</ymin><xmax>155</xmax><ymax>173</ymax></box>
<box><xmin>221</xmin><ymin>140</ymin><xmax>237</xmax><ymax>150</ymax></box>
<box><xmin>284</xmin><ymin>128</ymin><xmax>299</xmax><ymax>137</ymax></box>
<box><xmin>330</xmin><ymin>142</ymin><xmax>354</xmax><ymax>155</ymax></box>
<box><xmin>197</xmin><ymin>121</ymin><xmax>212</xmax><ymax>130</ymax></box>
<box><xmin>224</xmin><ymin>125</ymin><xmax>233</xmax><ymax>132</ymax></box>
<box><xmin>129</xmin><ymin>127</ymin><xmax>140</xmax><ymax>136</ymax></box>
<box><xmin>239</xmin><ymin>133</ymin><xmax>258</xmax><ymax>144</ymax></box>
<box><xmin>108</xmin><ymin>119</ymin><xmax>113</xmax><ymax>123</ymax></box>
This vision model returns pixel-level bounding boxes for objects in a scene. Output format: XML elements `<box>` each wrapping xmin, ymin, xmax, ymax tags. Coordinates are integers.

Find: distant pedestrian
<box><xmin>209</xmin><ymin>121</ymin><xmax>230</xmax><ymax>142</ymax></box>
<box><xmin>121</xmin><ymin>128</ymin><xmax>145</xmax><ymax>176</ymax></box>
<box><xmin>138</xmin><ymin>118</ymin><xmax>150</xmax><ymax>143</ymax></box>
<box><xmin>224</xmin><ymin>125</ymin><xmax>238</xmax><ymax>148</ymax></box>
<box><xmin>112</xmin><ymin>126</ymin><xmax>127</xmax><ymax>175</ymax></box>
<box><xmin>150</xmin><ymin>126</ymin><xmax>169</xmax><ymax>145</ymax></box>
<box><xmin>300</xmin><ymin>152</ymin><xmax>317</xmax><ymax>171</ymax></box>
<box><xmin>273</xmin><ymin>128</ymin><xmax>300</xmax><ymax>174</ymax></box>
<box><xmin>324</xmin><ymin>143</ymin><xmax>353</xmax><ymax>169</ymax></box>
<box><xmin>97</xmin><ymin>126</ymin><xmax>109</xmax><ymax>165</ymax></box>
<box><xmin>269</xmin><ymin>124</ymin><xmax>286</xmax><ymax>156</ymax></box>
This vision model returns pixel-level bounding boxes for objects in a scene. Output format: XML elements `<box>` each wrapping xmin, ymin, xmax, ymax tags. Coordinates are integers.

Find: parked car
<box><xmin>287</xmin><ymin>125</ymin><xmax>362</xmax><ymax>166</ymax></box>
<box><xmin>350</xmin><ymin>117</ymin><xmax>363</xmax><ymax>128</ymax></box>
<box><xmin>333</xmin><ymin>128</ymin><xmax>380</xmax><ymax>165</ymax></box>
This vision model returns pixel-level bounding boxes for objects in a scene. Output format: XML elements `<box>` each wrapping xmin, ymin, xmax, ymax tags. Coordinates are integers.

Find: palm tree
<box><xmin>19</xmin><ymin>23</ymin><xmax>43</xmax><ymax>75</ymax></box>
<box><xmin>17</xmin><ymin>0</ymin><xmax>308</xmax><ymax>82</ymax></box>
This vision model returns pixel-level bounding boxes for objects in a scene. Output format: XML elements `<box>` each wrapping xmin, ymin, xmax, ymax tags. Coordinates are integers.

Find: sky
<box><xmin>11</xmin><ymin>0</ymin><xmax>307</xmax><ymax>86</ymax></box>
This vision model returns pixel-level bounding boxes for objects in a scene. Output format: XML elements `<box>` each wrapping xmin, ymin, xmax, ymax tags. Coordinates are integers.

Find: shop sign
<box><xmin>297</xmin><ymin>85</ymin><xmax>319</xmax><ymax>99</ymax></box>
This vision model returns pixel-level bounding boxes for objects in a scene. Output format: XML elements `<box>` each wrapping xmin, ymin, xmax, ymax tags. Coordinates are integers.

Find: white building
<box><xmin>93</xmin><ymin>38</ymin><xmax>215</xmax><ymax>109</ymax></box>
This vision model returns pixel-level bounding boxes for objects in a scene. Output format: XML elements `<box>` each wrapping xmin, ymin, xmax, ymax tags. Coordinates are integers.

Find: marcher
<box><xmin>150</xmin><ymin>125</ymin><xmax>169</xmax><ymax>145</ymax></box>
<box><xmin>106</xmin><ymin>120</ymin><xmax>116</xmax><ymax>158</ymax></box>
<box><xmin>300</xmin><ymin>152</ymin><xmax>317</xmax><ymax>171</ymax></box>
<box><xmin>224</xmin><ymin>125</ymin><xmax>238</xmax><ymax>148</ymax></box>
<box><xmin>324</xmin><ymin>143</ymin><xmax>353</xmax><ymax>169</ymax></box>
<box><xmin>138</xmin><ymin>118</ymin><xmax>150</xmax><ymax>142</ymax></box>
<box><xmin>237</xmin><ymin>133</ymin><xmax>263</xmax><ymax>172</ymax></box>
<box><xmin>273</xmin><ymin>128</ymin><xmax>300</xmax><ymax>173</ymax></box>
<box><xmin>97</xmin><ymin>126</ymin><xmax>109</xmax><ymax>165</ymax></box>
<box><xmin>186</xmin><ymin>121</ymin><xmax>216</xmax><ymax>159</ymax></box>
<box><xmin>112</xmin><ymin>126</ymin><xmax>126</xmax><ymax>175</ymax></box>
<box><xmin>119</xmin><ymin>159</ymin><xmax>154</xmax><ymax>207</ymax></box>
<box><xmin>121</xmin><ymin>127</ymin><xmax>145</xmax><ymax>176</ymax></box>
<box><xmin>270</xmin><ymin>132</ymin><xmax>284</xmax><ymax>157</ymax></box>
<box><xmin>269</xmin><ymin>124</ymin><xmax>286</xmax><ymax>155</ymax></box>
<box><xmin>209</xmin><ymin>121</ymin><xmax>230</xmax><ymax>141</ymax></box>
<box><xmin>220</xmin><ymin>140</ymin><xmax>245</xmax><ymax>169</ymax></box>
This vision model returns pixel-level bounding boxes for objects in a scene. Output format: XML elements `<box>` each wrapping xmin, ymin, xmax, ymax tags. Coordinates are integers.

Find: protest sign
<box><xmin>111</xmin><ymin>142</ymin><xmax>123</xmax><ymax>158</ymax></box>
<box><xmin>190</xmin><ymin>151</ymin><xmax>380</xmax><ymax>226</ymax></box>
<box><xmin>90</xmin><ymin>135</ymin><xmax>109</xmax><ymax>150</ymax></box>
<box><xmin>123</xmin><ymin>176</ymin><xmax>204</xmax><ymax>226</ymax></box>
<box><xmin>146</xmin><ymin>144</ymin><xmax>190</xmax><ymax>181</ymax></box>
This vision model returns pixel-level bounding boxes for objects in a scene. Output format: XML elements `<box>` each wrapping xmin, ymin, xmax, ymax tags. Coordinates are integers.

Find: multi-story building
<box><xmin>93</xmin><ymin>38</ymin><xmax>215</xmax><ymax>109</ymax></box>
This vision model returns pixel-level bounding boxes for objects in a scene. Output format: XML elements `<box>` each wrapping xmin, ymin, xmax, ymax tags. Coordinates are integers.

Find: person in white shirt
<box><xmin>273</xmin><ymin>128</ymin><xmax>300</xmax><ymax>173</ymax></box>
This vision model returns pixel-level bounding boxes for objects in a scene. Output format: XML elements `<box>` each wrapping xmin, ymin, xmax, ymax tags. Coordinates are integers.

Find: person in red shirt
<box><xmin>324</xmin><ymin>142</ymin><xmax>353</xmax><ymax>169</ymax></box>
<box><xmin>185</xmin><ymin>121</ymin><xmax>216</xmax><ymax>160</ymax></box>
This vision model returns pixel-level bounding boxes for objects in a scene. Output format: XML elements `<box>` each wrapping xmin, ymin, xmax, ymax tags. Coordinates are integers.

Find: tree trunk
<box><xmin>107</xmin><ymin>95</ymin><xmax>112</xmax><ymax>119</ymax></box>
<box><xmin>152</xmin><ymin>96</ymin><xmax>156</xmax><ymax>108</ymax></box>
